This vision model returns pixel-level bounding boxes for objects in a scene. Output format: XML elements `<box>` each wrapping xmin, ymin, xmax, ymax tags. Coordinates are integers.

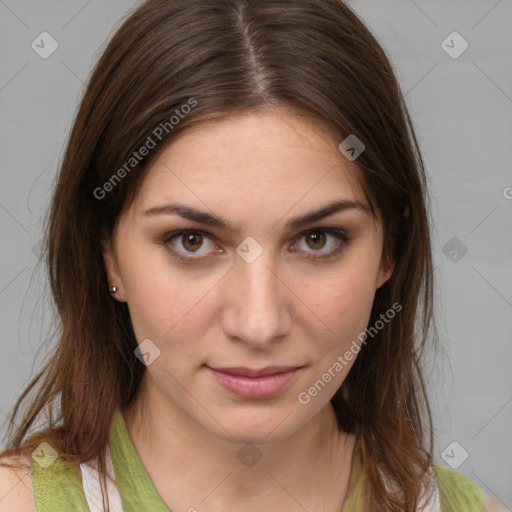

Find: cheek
<box><xmin>126</xmin><ymin>281</ymin><xmax>205</xmax><ymax>342</ymax></box>
<box><xmin>307</xmin><ymin>266</ymin><xmax>378</xmax><ymax>338</ymax></box>
<box><xmin>121</xmin><ymin>255</ymin><xmax>219</xmax><ymax>346</ymax></box>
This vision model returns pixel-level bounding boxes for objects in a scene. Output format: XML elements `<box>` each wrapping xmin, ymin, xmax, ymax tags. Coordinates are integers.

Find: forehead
<box><xmin>125</xmin><ymin>108</ymin><xmax>370</xmax><ymax>225</ymax></box>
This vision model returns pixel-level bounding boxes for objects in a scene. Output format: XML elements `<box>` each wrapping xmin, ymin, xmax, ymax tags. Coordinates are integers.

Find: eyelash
<box><xmin>161</xmin><ymin>228</ymin><xmax>350</xmax><ymax>263</ymax></box>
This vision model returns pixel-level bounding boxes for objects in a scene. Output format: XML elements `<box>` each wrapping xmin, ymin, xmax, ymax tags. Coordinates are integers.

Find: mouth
<box><xmin>205</xmin><ymin>365</ymin><xmax>303</xmax><ymax>400</ymax></box>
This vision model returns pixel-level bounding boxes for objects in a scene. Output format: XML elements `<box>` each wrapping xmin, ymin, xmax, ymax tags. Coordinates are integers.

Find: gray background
<box><xmin>1</xmin><ymin>0</ymin><xmax>511</xmax><ymax>507</ymax></box>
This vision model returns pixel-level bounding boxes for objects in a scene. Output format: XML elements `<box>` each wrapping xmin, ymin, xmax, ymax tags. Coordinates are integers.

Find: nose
<box><xmin>221</xmin><ymin>250</ymin><xmax>292</xmax><ymax>348</ymax></box>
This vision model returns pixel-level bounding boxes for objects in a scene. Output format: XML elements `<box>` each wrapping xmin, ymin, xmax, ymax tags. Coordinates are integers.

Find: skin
<box><xmin>102</xmin><ymin>107</ymin><xmax>394</xmax><ymax>511</ymax></box>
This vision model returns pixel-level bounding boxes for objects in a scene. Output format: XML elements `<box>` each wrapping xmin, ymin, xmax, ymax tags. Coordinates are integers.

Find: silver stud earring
<box><xmin>109</xmin><ymin>285</ymin><xmax>118</xmax><ymax>294</ymax></box>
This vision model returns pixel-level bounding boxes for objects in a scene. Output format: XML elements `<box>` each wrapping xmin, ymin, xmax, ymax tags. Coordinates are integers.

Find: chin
<box><xmin>206</xmin><ymin>408</ymin><xmax>304</xmax><ymax>446</ymax></box>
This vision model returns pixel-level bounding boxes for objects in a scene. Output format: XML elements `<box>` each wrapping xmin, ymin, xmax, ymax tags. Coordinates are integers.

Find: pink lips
<box><xmin>206</xmin><ymin>365</ymin><xmax>301</xmax><ymax>400</ymax></box>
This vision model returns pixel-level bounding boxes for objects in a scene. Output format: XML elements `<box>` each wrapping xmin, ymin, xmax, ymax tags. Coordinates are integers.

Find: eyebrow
<box><xmin>142</xmin><ymin>199</ymin><xmax>369</xmax><ymax>232</ymax></box>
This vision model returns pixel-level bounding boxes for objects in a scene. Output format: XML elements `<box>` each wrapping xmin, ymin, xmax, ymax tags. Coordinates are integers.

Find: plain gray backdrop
<box><xmin>1</xmin><ymin>0</ymin><xmax>511</xmax><ymax>507</ymax></box>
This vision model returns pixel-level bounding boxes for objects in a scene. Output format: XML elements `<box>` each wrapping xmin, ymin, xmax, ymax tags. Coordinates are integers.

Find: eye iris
<box><xmin>182</xmin><ymin>233</ymin><xmax>202</xmax><ymax>252</ymax></box>
<box><xmin>306</xmin><ymin>232</ymin><xmax>326</xmax><ymax>250</ymax></box>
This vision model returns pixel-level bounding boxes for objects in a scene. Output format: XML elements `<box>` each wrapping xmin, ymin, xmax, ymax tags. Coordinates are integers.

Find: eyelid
<box><xmin>290</xmin><ymin>227</ymin><xmax>349</xmax><ymax>260</ymax></box>
<box><xmin>162</xmin><ymin>229</ymin><xmax>220</xmax><ymax>262</ymax></box>
<box><xmin>162</xmin><ymin>227</ymin><xmax>350</xmax><ymax>262</ymax></box>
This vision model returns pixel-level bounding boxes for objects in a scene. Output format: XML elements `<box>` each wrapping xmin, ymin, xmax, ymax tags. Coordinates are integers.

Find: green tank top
<box><xmin>31</xmin><ymin>408</ymin><xmax>484</xmax><ymax>511</ymax></box>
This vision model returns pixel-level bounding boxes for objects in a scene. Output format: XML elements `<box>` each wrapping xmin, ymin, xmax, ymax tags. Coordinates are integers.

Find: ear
<box><xmin>376</xmin><ymin>245</ymin><xmax>395</xmax><ymax>290</ymax></box>
<box><xmin>101</xmin><ymin>235</ymin><xmax>126</xmax><ymax>302</ymax></box>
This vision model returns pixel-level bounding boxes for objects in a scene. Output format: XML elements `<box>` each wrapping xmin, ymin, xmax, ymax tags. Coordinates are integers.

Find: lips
<box><xmin>206</xmin><ymin>365</ymin><xmax>302</xmax><ymax>400</ymax></box>
<box><xmin>209</xmin><ymin>365</ymin><xmax>300</xmax><ymax>377</ymax></box>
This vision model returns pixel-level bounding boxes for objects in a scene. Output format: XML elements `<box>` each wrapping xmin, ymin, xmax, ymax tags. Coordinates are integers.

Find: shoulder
<box><xmin>0</xmin><ymin>454</ymin><xmax>37</xmax><ymax>512</ymax></box>
<box><xmin>29</xmin><ymin>444</ymin><xmax>90</xmax><ymax>510</ymax></box>
<box><xmin>435</xmin><ymin>465</ymin><xmax>484</xmax><ymax>512</ymax></box>
<box><xmin>2</xmin><ymin>443</ymin><xmax>91</xmax><ymax>512</ymax></box>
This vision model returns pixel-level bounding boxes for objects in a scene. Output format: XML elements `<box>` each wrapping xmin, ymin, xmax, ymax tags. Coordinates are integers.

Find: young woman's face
<box><xmin>103</xmin><ymin>108</ymin><xmax>393</xmax><ymax>444</ymax></box>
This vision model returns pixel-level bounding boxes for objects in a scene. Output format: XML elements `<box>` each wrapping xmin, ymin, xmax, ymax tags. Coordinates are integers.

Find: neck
<box><xmin>122</xmin><ymin>375</ymin><xmax>355</xmax><ymax>511</ymax></box>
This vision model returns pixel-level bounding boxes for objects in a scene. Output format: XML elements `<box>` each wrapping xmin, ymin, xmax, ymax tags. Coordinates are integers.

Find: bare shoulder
<box><xmin>0</xmin><ymin>454</ymin><xmax>37</xmax><ymax>512</ymax></box>
<box><xmin>483</xmin><ymin>495</ymin><xmax>511</xmax><ymax>512</ymax></box>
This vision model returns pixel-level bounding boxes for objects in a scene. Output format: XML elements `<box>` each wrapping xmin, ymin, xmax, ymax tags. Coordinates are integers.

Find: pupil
<box><xmin>308</xmin><ymin>232</ymin><xmax>325</xmax><ymax>250</ymax></box>
<box><xmin>183</xmin><ymin>233</ymin><xmax>202</xmax><ymax>251</ymax></box>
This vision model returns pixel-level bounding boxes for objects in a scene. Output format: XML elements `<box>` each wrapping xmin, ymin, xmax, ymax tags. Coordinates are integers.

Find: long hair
<box><xmin>0</xmin><ymin>1</ymin><xmax>435</xmax><ymax>510</ymax></box>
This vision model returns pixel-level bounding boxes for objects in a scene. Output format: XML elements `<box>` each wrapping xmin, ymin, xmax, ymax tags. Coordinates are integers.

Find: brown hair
<box><xmin>0</xmin><ymin>1</ymin><xmax>435</xmax><ymax>510</ymax></box>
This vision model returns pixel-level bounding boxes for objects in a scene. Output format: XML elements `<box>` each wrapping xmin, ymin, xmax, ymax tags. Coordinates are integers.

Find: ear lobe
<box><xmin>376</xmin><ymin>251</ymin><xmax>395</xmax><ymax>290</ymax></box>
<box><xmin>101</xmin><ymin>235</ymin><xmax>125</xmax><ymax>301</ymax></box>
<box><xmin>377</xmin><ymin>263</ymin><xmax>394</xmax><ymax>289</ymax></box>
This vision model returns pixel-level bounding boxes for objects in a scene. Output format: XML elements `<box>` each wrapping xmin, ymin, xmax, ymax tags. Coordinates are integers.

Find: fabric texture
<box><xmin>436</xmin><ymin>465</ymin><xmax>485</xmax><ymax>512</ymax></box>
<box><xmin>30</xmin><ymin>444</ymin><xmax>90</xmax><ymax>510</ymax></box>
<box><xmin>80</xmin><ymin>444</ymin><xmax>124</xmax><ymax>512</ymax></box>
<box><xmin>31</xmin><ymin>408</ymin><xmax>485</xmax><ymax>511</ymax></box>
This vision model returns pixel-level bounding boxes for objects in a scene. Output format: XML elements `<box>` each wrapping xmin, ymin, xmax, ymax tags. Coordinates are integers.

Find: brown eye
<box><xmin>181</xmin><ymin>232</ymin><xmax>203</xmax><ymax>252</ymax></box>
<box><xmin>305</xmin><ymin>231</ymin><xmax>327</xmax><ymax>251</ymax></box>
<box><xmin>163</xmin><ymin>230</ymin><xmax>219</xmax><ymax>262</ymax></box>
<box><xmin>291</xmin><ymin>228</ymin><xmax>349</xmax><ymax>261</ymax></box>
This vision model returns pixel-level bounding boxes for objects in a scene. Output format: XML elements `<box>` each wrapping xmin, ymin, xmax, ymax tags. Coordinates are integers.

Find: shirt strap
<box><xmin>79</xmin><ymin>444</ymin><xmax>124</xmax><ymax>512</ymax></box>
<box><xmin>421</xmin><ymin>468</ymin><xmax>442</xmax><ymax>512</ymax></box>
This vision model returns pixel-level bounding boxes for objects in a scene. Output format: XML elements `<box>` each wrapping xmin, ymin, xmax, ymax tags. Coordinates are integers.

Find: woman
<box><xmin>0</xmin><ymin>0</ymin><xmax>488</xmax><ymax>510</ymax></box>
